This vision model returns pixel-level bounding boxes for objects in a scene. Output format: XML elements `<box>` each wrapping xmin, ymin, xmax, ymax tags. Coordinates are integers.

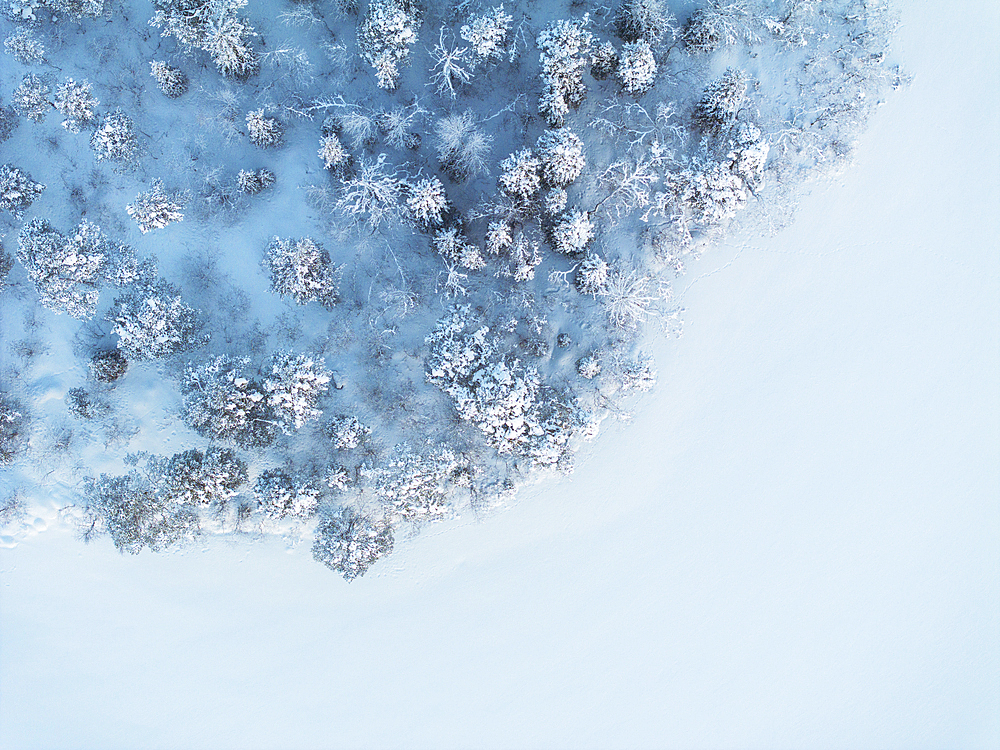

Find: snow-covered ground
<box><xmin>1</xmin><ymin>0</ymin><xmax>998</xmax><ymax>747</ymax></box>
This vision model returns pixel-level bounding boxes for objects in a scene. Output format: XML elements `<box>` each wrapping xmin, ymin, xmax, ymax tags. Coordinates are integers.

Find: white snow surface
<box><xmin>1</xmin><ymin>1</ymin><xmax>998</xmax><ymax>748</ymax></box>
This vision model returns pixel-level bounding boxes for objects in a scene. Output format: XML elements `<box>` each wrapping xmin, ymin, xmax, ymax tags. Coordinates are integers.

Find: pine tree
<box><xmin>318</xmin><ymin>133</ymin><xmax>349</xmax><ymax>170</ymax></box>
<box><xmin>91</xmin><ymin>110</ymin><xmax>139</xmax><ymax>165</ymax></box>
<box><xmin>536</xmin><ymin>128</ymin><xmax>586</xmax><ymax>188</ymax></box>
<box><xmin>550</xmin><ymin>209</ymin><xmax>595</xmax><ymax>256</ymax></box>
<box><xmin>53</xmin><ymin>78</ymin><xmax>98</xmax><ymax>133</ymax></box>
<box><xmin>498</xmin><ymin>149</ymin><xmax>541</xmax><ymax>201</ymax></box>
<box><xmin>150</xmin><ymin>61</ymin><xmax>189</xmax><ymax>97</ymax></box>
<box><xmin>4</xmin><ymin>29</ymin><xmax>45</xmax><ymax>64</ymax></box>
<box><xmin>126</xmin><ymin>181</ymin><xmax>188</xmax><ymax>233</ymax></box>
<box><xmin>694</xmin><ymin>68</ymin><xmax>749</xmax><ymax>134</ymax></box>
<box><xmin>617</xmin><ymin>40</ymin><xmax>656</xmax><ymax>94</ymax></box>
<box><xmin>108</xmin><ymin>279</ymin><xmax>204</xmax><ymax>359</ymax></box>
<box><xmin>0</xmin><ymin>164</ymin><xmax>44</xmax><ymax>219</ymax></box>
<box><xmin>264</xmin><ymin>236</ymin><xmax>340</xmax><ymax>308</ymax></box>
<box><xmin>264</xmin><ymin>351</ymin><xmax>331</xmax><ymax>433</ymax></box>
<box><xmin>12</xmin><ymin>74</ymin><xmax>50</xmax><ymax>123</ymax></box>
<box><xmin>358</xmin><ymin>0</ymin><xmax>421</xmax><ymax>90</ymax></box>
<box><xmin>405</xmin><ymin>176</ymin><xmax>449</xmax><ymax>228</ymax></box>
<box><xmin>246</xmin><ymin>109</ymin><xmax>283</xmax><ymax>147</ymax></box>
<box><xmin>312</xmin><ymin>507</ymin><xmax>394</xmax><ymax>580</ymax></box>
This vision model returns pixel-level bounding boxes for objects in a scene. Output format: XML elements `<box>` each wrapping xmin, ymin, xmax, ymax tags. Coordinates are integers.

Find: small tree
<box><xmin>150</xmin><ymin>61</ymin><xmax>189</xmax><ymax>98</ymax></box>
<box><xmin>264</xmin><ymin>351</ymin><xmax>331</xmax><ymax>433</ymax></box>
<box><xmin>264</xmin><ymin>236</ymin><xmax>340</xmax><ymax>308</ymax></box>
<box><xmin>318</xmin><ymin>133</ymin><xmax>349</xmax><ymax>171</ymax></box>
<box><xmin>433</xmin><ymin>226</ymin><xmax>484</xmax><ymax>270</ymax></box>
<box><xmin>575</xmin><ymin>253</ymin><xmax>609</xmax><ymax>295</ymax></box>
<box><xmin>336</xmin><ymin>153</ymin><xmax>405</xmax><ymax>230</ymax></box>
<box><xmin>694</xmin><ymin>68</ymin><xmax>749</xmax><ymax>134</ymax></box>
<box><xmin>498</xmin><ymin>149</ymin><xmax>541</xmax><ymax>201</ymax></box>
<box><xmin>126</xmin><ymin>181</ymin><xmax>189</xmax><ymax>233</ymax></box>
<box><xmin>182</xmin><ymin>355</ymin><xmax>277</xmax><ymax>448</ymax></box>
<box><xmin>550</xmin><ymin>209</ymin><xmax>595</xmax><ymax>256</ymax></box>
<box><xmin>4</xmin><ymin>29</ymin><xmax>45</xmax><ymax>64</ymax></box>
<box><xmin>254</xmin><ymin>469</ymin><xmax>319</xmax><ymax>519</ymax></box>
<box><xmin>0</xmin><ymin>164</ymin><xmax>44</xmax><ymax>219</ymax></box>
<box><xmin>108</xmin><ymin>279</ymin><xmax>204</xmax><ymax>359</ymax></box>
<box><xmin>0</xmin><ymin>394</ymin><xmax>27</xmax><ymax>466</ymax></box>
<box><xmin>327</xmin><ymin>414</ymin><xmax>371</xmax><ymax>450</ymax></box>
<box><xmin>435</xmin><ymin>111</ymin><xmax>491</xmax><ymax>181</ymax></box>
<box><xmin>12</xmin><ymin>73</ymin><xmax>49</xmax><ymax>123</ymax></box>
<box><xmin>237</xmin><ymin>168</ymin><xmax>274</xmax><ymax>194</ymax></box>
<box><xmin>150</xmin><ymin>447</ymin><xmax>248</xmax><ymax>508</ymax></box>
<box><xmin>536</xmin><ymin>128</ymin><xmax>585</xmax><ymax>188</ymax></box>
<box><xmin>615</xmin><ymin>0</ymin><xmax>676</xmax><ymax>50</ymax></box>
<box><xmin>429</xmin><ymin>27</ymin><xmax>472</xmax><ymax>98</ymax></box>
<box><xmin>246</xmin><ymin>109</ymin><xmax>283</xmax><ymax>147</ymax></box>
<box><xmin>591</xmin><ymin>41</ymin><xmax>618</xmax><ymax>80</ymax></box>
<box><xmin>536</xmin><ymin>15</ymin><xmax>594</xmax><ymax>127</ymax></box>
<box><xmin>460</xmin><ymin>4</ymin><xmax>512</xmax><ymax>67</ymax></box>
<box><xmin>90</xmin><ymin>349</ymin><xmax>128</xmax><ymax>383</ymax></box>
<box><xmin>312</xmin><ymin>507</ymin><xmax>394</xmax><ymax>580</ymax></box>
<box><xmin>91</xmin><ymin>110</ymin><xmax>140</xmax><ymax>165</ymax></box>
<box><xmin>405</xmin><ymin>176</ymin><xmax>449</xmax><ymax>228</ymax></box>
<box><xmin>53</xmin><ymin>79</ymin><xmax>98</xmax><ymax>132</ymax></box>
<box><xmin>681</xmin><ymin>0</ymin><xmax>753</xmax><ymax>54</ymax></box>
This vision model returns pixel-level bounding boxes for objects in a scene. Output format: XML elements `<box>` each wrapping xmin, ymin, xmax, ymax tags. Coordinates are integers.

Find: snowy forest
<box><xmin>0</xmin><ymin>0</ymin><xmax>905</xmax><ymax>579</ymax></box>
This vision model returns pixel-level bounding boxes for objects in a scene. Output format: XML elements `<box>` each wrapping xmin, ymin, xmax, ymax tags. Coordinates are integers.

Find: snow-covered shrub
<box><xmin>543</xmin><ymin>187</ymin><xmax>567</xmax><ymax>216</ymax></box>
<box><xmin>335</xmin><ymin>153</ymin><xmax>405</xmax><ymax>230</ymax></box>
<box><xmin>681</xmin><ymin>0</ymin><xmax>752</xmax><ymax>54</ymax></box>
<box><xmin>460</xmin><ymin>4</ymin><xmax>512</xmax><ymax>66</ymax></box>
<box><xmin>615</xmin><ymin>0</ymin><xmax>676</xmax><ymax>49</ymax></box>
<box><xmin>617</xmin><ymin>39</ymin><xmax>656</xmax><ymax>94</ymax></box>
<box><xmin>498</xmin><ymin>148</ymin><xmax>541</xmax><ymax>202</ymax></box>
<box><xmin>435</xmin><ymin>111</ymin><xmax>491</xmax><ymax>182</ymax></box>
<box><xmin>108</xmin><ymin>279</ymin><xmax>204</xmax><ymax>359</ymax></box>
<box><xmin>312</xmin><ymin>507</ymin><xmax>394</xmax><ymax>581</ymax></box>
<box><xmin>429</xmin><ymin>27</ymin><xmax>472</xmax><ymax>98</ymax></box>
<box><xmin>536</xmin><ymin>15</ymin><xmax>594</xmax><ymax>127</ymax></box>
<box><xmin>576</xmin><ymin>353</ymin><xmax>601</xmax><ymax>379</ymax></box>
<box><xmin>264</xmin><ymin>236</ymin><xmax>340</xmax><ymax>308</ymax></box>
<box><xmin>613</xmin><ymin>352</ymin><xmax>657</xmax><ymax>393</ymax></box>
<box><xmin>253</xmin><ymin>469</ymin><xmax>319</xmax><ymax>518</ymax></box>
<box><xmin>318</xmin><ymin>133</ymin><xmax>349</xmax><ymax>171</ymax></box>
<box><xmin>12</xmin><ymin>73</ymin><xmax>49</xmax><ymax>123</ymax></box>
<box><xmin>91</xmin><ymin>110</ymin><xmax>139</xmax><ymax>165</ymax></box>
<box><xmin>151</xmin><ymin>447</ymin><xmax>248</xmax><ymax>507</ymax></box>
<box><xmin>405</xmin><ymin>176</ymin><xmax>449</xmax><ymax>228</ymax></box>
<box><xmin>246</xmin><ymin>109</ymin><xmax>283</xmax><ymax>148</ymax></box>
<box><xmin>17</xmin><ymin>218</ymin><xmax>108</xmax><ymax>319</ymax></box>
<box><xmin>591</xmin><ymin>41</ymin><xmax>618</xmax><ymax>80</ymax></box>
<box><xmin>550</xmin><ymin>209</ymin><xmax>594</xmax><ymax>256</ymax></box>
<box><xmin>4</xmin><ymin>29</ymin><xmax>44</xmax><ymax>64</ymax></box>
<box><xmin>575</xmin><ymin>253</ymin><xmax>609</xmax><ymax>295</ymax></box>
<box><xmin>182</xmin><ymin>355</ymin><xmax>276</xmax><ymax>448</ymax></box>
<box><xmin>433</xmin><ymin>226</ymin><xmax>484</xmax><ymax>271</ymax></box>
<box><xmin>0</xmin><ymin>394</ymin><xmax>27</xmax><ymax>466</ymax></box>
<box><xmin>358</xmin><ymin>0</ymin><xmax>421</xmax><ymax>90</ymax></box>
<box><xmin>126</xmin><ymin>181</ymin><xmax>188</xmax><ymax>234</ymax></box>
<box><xmin>0</xmin><ymin>164</ymin><xmax>44</xmax><ymax>218</ymax></box>
<box><xmin>536</xmin><ymin>128</ymin><xmax>585</xmax><ymax>188</ymax></box>
<box><xmin>425</xmin><ymin>306</ymin><xmax>589</xmax><ymax>467</ymax></box>
<box><xmin>89</xmin><ymin>348</ymin><xmax>128</xmax><ymax>383</ymax></box>
<box><xmin>53</xmin><ymin>79</ymin><xmax>97</xmax><ymax>133</ymax></box>
<box><xmin>327</xmin><ymin>414</ymin><xmax>371</xmax><ymax>450</ymax></box>
<box><xmin>83</xmin><ymin>471</ymin><xmax>200</xmax><ymax>554</ymax></box>
<box><xmin>368</xmin><ymin>443</ymin><xmax>464</xmax><ymax>522</ymax></box>
<box><xmin>694</xmin><ymin>68</ymin><xmax>749</xmax><ymax>134</ymax></box>
<box><xmin>150</xmin><ymin>61</ymin><xmax>188</xmax><ymax>98</ymax></box>
<box><xmin>150</xmin><ymin>0</ymin><xmax>259</xmax><ymax>80</ymax></box>
<box><xmin>237</xmin><ymin>168</ymin><xmax>274</xmax><ymax>194</ymax></box>
<box><xmin>264</xmin><ymin>351</ymin><xmax>331</xmax><ymax>433</ymax></box>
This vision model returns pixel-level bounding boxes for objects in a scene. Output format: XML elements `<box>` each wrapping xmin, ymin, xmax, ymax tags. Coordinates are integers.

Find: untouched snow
<box><xmin>1</xmin><ymin>1</ymin><xmax>998</xmax><ymax>748</ymax></box>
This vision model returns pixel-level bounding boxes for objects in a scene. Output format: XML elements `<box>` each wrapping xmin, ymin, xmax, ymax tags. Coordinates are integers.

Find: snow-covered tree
<box><xmin>253</xmin><ymin>469</ymin><xmax>319</xmax><ymax>519</ymax></box>
<box><xmin>0</xmin><ymin>164</ymin><xmax>44</xmax><ymax>218</ymax></box>
<box><xmin>327</xmin><ymin>414</ymin><xmax>371</xmax><ymax>450</ymax></box>
<box><xmin>367</xmin><ymin>443</ymin><xmax>465</xmax><ymax>522</ymax></box>
<box><xmin>4</xmin><ymin>29</ymin><xmax>45</xmax><ymax>64</ymax></box>
<box><xmin>543</xmin><ymin>187</ymin><xmax>568</xmax><ymax>216</ymax></box>
<box><xmin>0</xmin><ymin>244</ymin><xmax>13</xmax><ymax>289</ymax></box>
<box><xmin>89</xmin><ymin>348</ymin><xmax>128</xmax><ymax>383</ymax></box>
<box><xmin>575</xmin><ymin>253</ymin><xmax>609</xmax><ymax>295</ymax></box>
<box><xmin>591</xmin><ymin>40</ymin><xmax>617</xmax><ymax>80</ymax></box>
<box><xmin>694</xmin><ymin>68</ymin><xmax>749</xmax><ymax>134</ymax></box>
<box><xmin>358</xmin><ymin>0</ymin><xmax>421</xmax><ymax>90</ymax></box>
<box><xmin>246</xmin><ymin>109</ymin><xmax>283</xmax><ymax>148</ymax></box>
<box><xmin>83</xmin><ymin>471</ymin><xmax>200</xmax><ymax>554</ymax></box>
<box><xmin>150</xmin><ymin>0</ymin><xmax>258</xmax><ymax>80</ymax></box>
<box><xmin>335</xmin><ymin>153</ymin><xmax>405</xmax><ymax>230</ymax></box>
<box><xmin>312</xmin><ymin>507</ymin><xmax>394</xmax><ymax>580</ymax></box>
<box><xmin>377</xmin><ymin>104</ymin><xmax>424</xmax><ymax>150</ymax></box>
<box><xmin>484</xmin><ymin>220</ymin><xmax>512</xmax><ymax>255</ymax></box>
<box><xmin>617</xmin><ymin>40</ymin><xmax>656</xmax><ymax>94</ymax></box>
<box><xmin>151</xmin><ymin>446</ymin><xmax>248</xmax><ymax>507</ymax></box>
<box><xmin>726</xmin><ymin>121</ymin><xmax>769</xmax><ymax>189</ymax></box>
<box><xmin>497</xmin><ymin>231</ymin><xmax>542</xmax><ymax>282</ymax></box>
<box><xmin>615</xmin><ymin>0</ymin><xmax>676</xmax><ymax>50</ymax></box>
<box><xmin>405</xmin><ymin>176</ymin><xmax>449</xmax><ymax>228</ymax></box>
<box><xmin>150</xmin><ymin>61</ymin><xmax>189</xmax><ymax>98</ymax></box>
<box><xmin>203</xmin><ymin>12</ymin><xmax>259</xmax><ymax>79</ymax></box>
<box><xmin>126</xmin><ymin>181</ymin><xmax>188</xmax><ymax>233</ymax></box>
<box><xmin>498</xmin><ymin>148</ymin><xmax>541</xmax><ymax>201</ymax></box>
<box><xmin>460</xmin><ymin>4</ymin><xmax>512</xmax><ymax>66</ymax></box>
<box><xmin>17</xmin><ymin>218</ymin><xmax>109</xmax><ymax>319</ymax></box>
<box><xmin>42</xmin><ymin>0</ymin><xmax>107</xmax><ymax>20</ymax></box>
<box><xmin>237</xmin><ymin>168</ymin><xmax>274</xmax><ymax>194</ymax></box>
<box><xmin>264</xmin><ymin>236</ymin><xmax>340</xmax><ymax>308</ymax></box>
<box><xmin>536</xmin><ymin>15</ymin><xmax>594</xmax><ymax>127</ymax></box>
<box><xmin>435</xmin><ymin>111</ymin><xmax>491</xmax><ymax>181</ymax></box>
<box><xmin>536</xmin><ymin>128</ymin><xmax>585</xmax><ymax>188</ymax></box>
<box><xmin>318</xmin><ymin>133</ymin><xmax>349</xmax><ymax>171</ymax></box>
<box><xmin>0</xmin><ymin>394</ymin><xmax>27</xmax><ymax>466</ymax></box>
<box><xmin>182</xmin><ymin>355</ymin><xmax>277</xmax><ymax>448</ymax></box>
<box><xmin>600</xmin><ymin>266</ymin><xmax>659</xmax><ymax>329</ymax></box>
<box><xmin>264</xmin><ymin>351</ymin><xmax>331</xmax><ymax>433</ymax></box>
<box><xmin>12</xmin><ymin>73</ymin><xmax>49</xmax><ymax>123</ymax></box>
<box><xmin>108</xmin><ymin>279</ymin><xmax>204</xmax><ymax>359</ymax></box>
<box><xmin>91</xmin><ymin>110</ymin><xmax>139</xmax><ymax>165</ymax></box>
<box><xmin>0</xmin><ymin>104</ymin><xmax>17</xmax><ymax>143</ymax></box>
<box><xmin>434</xmin><ymin>226</ymin><xmax>484</xmax><ymax>270</ymax></box>
<box><xmin>681</xmin><ymin>0</ymin><xmax>753</xmax><ymax>53</ymax></box>
<box><xmin>429</xmin><ymin>27</ymin><xmax>472</xmax><ymax>98</ymax></box>
<box><xmin>550</xmin><ymin>209</ymin><xmax>595</xmax><ymax>256</ymax></box>
<box><xmin>53</xmin><ymin>79</ymin><xmax>98</xmax><ymax>133</ymax></box>
<box><xmin>576</xmin><ymin>353</ymin><xmax>601</xmax><ymax>379</ymax></box>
